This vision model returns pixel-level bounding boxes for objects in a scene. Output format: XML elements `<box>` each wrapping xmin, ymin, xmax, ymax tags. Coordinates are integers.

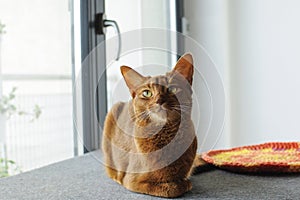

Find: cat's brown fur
<box><xmin>102</xmin><ymin>54</ymin><xmax>202</xmax><ymax>198</ymax></box>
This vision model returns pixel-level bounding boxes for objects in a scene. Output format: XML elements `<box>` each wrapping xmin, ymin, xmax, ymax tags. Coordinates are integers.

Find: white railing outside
<box><xmin>0</xmin><ymin>75</ymin><xmax>75</xmax><ymax>175</ymax></box>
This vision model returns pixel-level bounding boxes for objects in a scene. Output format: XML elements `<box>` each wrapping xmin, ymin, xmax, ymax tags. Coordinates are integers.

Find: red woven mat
<box><xmin>202</xmin><ymin>142</ymin><xmax>300</xmax><ymax>173</ymax></box>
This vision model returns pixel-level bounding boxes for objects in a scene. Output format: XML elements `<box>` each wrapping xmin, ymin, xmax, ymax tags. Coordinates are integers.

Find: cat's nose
<box><xmin>156</xmin><ymin>96</ymin><xmax>165</xmax><ymax>105</ymax></box>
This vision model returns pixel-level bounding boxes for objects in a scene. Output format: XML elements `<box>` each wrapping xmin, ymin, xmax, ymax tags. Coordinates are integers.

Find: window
<box><xmin>0</xmin><ymin>0</ymin><xmax>79</xmax><ymax>177</ymax></box>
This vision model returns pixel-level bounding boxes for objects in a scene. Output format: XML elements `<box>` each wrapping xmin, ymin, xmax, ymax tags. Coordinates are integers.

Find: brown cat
<box><xmin>102</xmin><ymin>54</ymin><xmax>202</xmax><ymax>198</ymax></box>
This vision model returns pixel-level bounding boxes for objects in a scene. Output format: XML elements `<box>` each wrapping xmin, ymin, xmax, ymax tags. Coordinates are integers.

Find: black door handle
<box><xmin>95</xmin><ymin>13</ymin><xmax>121</xmax><ymax>61</ymax></box>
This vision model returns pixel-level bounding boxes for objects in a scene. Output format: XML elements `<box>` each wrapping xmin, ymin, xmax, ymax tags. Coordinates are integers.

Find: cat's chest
<box><xmin>134</xmin><ymin>122</ymin><xmax>192</xmax><ymax>153</ymax></box>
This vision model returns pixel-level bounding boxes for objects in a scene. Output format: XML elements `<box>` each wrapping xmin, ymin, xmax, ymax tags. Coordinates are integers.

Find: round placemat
<box><xmin>202</xmin><ymin>142</ymin><xmax>300</xmax><ymax>173</ymax></box>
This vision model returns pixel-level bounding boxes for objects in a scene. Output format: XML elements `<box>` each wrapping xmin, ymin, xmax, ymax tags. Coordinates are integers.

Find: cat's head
<box><xmin>120</xmin><ymin>54</ymin><xmax>194</xmax><ymax>127</ymax></box>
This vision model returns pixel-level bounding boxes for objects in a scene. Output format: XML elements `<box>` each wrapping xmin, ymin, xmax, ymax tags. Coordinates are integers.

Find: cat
<box><xmin>102</xmin><ymin>54</ymin><xmax>204</xmax><ymax>198</ymax></box>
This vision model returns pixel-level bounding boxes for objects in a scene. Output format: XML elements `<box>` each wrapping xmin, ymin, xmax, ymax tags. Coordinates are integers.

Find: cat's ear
<box><xmin>120</xmin><ymin>66</ymin><xmax>145</xmax><ymax>97</ymax></box>
<box><xmin>173</xmin><ymin>53</ymin><xmax>194</xmax><ymax>85</ymax></box>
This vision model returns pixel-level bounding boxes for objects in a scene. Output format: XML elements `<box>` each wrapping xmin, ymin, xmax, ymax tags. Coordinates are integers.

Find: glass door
<box><xmin>0</xmin><ymin>0</ymin><xmax>77</xmax><ymax>177</ymax></box>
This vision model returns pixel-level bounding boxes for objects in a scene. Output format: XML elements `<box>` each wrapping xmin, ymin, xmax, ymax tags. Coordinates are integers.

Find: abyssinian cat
<box><xmin>102</xmin><ymin>54</ymin><xmax>204</xmax><ymax>198</ymax></box>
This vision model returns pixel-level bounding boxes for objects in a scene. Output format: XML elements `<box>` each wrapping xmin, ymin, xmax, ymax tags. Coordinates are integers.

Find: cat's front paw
<box><xmin>161</xmin><ymin>179</ymin><xmax>192</xmax><ymax>198</ymax></box>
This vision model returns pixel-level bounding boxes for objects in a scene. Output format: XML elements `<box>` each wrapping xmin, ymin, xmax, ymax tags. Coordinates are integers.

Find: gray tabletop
<box><xmin>0</xmin><ymin>151</ymin><xmax>299</xmax><ymax>200</ymax></box>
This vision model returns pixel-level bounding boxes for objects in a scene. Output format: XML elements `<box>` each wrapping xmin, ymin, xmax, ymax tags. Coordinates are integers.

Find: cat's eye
<box><xmin>167</xmin><ymin>86</ymin><xmax>177</xmax><ymax>94</ymax></box>
<box><xmin>142</xmin><ymin>90</ymin><xmax>152</xmax><ymax>98</ymax></box>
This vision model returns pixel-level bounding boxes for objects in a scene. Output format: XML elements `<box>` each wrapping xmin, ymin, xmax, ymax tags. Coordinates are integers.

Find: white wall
<box><xmin>228</xmin><ymin>0</ymin><xmax>300</xmax><ymax>146</ymax></box>
<box><xmin>185</xmin><ymin>0</ymin><xmax>300</xmax><ymax>148</ymax></box>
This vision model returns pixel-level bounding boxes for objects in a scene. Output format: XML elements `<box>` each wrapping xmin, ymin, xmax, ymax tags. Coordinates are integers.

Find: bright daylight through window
<box><xmin>0</xmin><ymin>0</ymin><xmax>78</xmax><ymax>177</ymax></box>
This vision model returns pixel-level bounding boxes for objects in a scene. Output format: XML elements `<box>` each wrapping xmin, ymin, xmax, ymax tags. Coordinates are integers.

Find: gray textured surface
<box><xmin>0</xmin><ymin>152</ymin><xmax>299</xmax><ymax>200</ymax></box>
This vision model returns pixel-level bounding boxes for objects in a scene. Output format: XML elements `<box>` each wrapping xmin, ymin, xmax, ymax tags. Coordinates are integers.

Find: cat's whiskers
<box><xmin>131</xmin><ymin>110</ymin><xmax>150</xmax><ymax>122</ymax></box>
<box><xmin>171</xmin><ymin>105</ymin><xmax>191</xmax><ymax>114</ymax></box>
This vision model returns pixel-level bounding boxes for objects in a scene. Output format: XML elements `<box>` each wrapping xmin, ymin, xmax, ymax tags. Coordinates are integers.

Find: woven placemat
<box><xmin>202</xmin><ymin>142</ymin><xmax>300</xmax><ymax>173</ymax></box>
